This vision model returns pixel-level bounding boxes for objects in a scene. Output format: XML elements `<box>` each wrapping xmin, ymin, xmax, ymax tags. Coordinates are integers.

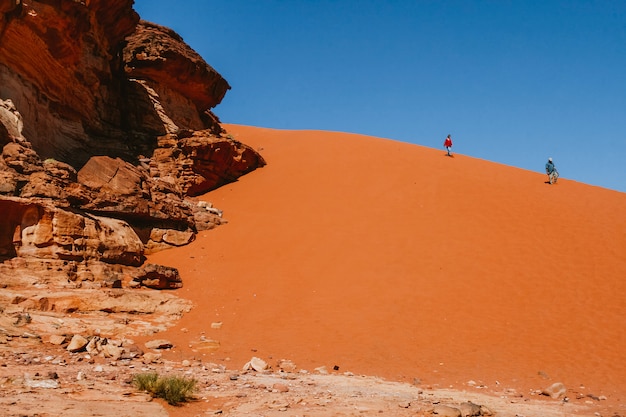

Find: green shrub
<box><xmin>133</xmin><ymin>372</ymin><xmax>159</xmax><ymax>392</ymax></box>
<box><xmin>133</xmin><ymin>372</ymin><xmax>197</xmax><ymax>405</ymax></box>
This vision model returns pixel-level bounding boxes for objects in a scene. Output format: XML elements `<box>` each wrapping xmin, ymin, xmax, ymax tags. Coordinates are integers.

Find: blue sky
<box><xmin>134</xmin><ymin>0</ymin><xmax>626</xmax><ymax>193</ymax></box>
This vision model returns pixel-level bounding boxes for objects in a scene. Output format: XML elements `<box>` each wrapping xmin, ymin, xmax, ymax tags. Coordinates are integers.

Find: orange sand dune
<box><xmin>148</xmin><ymin>124</ymin><xmax>626</xmax><ymax>410</ymax></box>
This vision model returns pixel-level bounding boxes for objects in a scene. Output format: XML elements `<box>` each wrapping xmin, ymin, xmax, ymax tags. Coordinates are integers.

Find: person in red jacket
<box><xmin>443</xmin><ymin>134</ymin><xmax>453</xmax><ymax>156</ymax></box>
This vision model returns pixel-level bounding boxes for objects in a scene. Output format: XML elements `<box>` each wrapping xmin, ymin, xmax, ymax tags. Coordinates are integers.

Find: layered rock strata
<box><xmin>0</xmin><ymin>1</ymin><xmax>265</xmax><ymax>336</ymax></box>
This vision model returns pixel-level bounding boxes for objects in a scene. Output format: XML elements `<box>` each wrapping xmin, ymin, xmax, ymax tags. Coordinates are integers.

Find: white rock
<box><xmin>314</xmin><ymin>366</ymin><xmax>328</xmax><ymax>375</ymax></box>
<box><xmin>243</xmin><ymin>356</ymin><xmax>268</xmax><ymax>372</ymax></box>
<box><xmin>24</xmin><ymin>379</ymin><xmax>59</xmax><ymax>389</ymax></box>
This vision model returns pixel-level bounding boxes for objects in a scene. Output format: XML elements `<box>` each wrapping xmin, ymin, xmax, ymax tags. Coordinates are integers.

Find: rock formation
<box><xmin>0</xmin><ymin>1</ymin><xmax>265</xmax><ymax>336</ymax></box>
<box><xmin>124</xmin><ymin>20</ymin><xmax>230</xmax><ymax>135</ymax></box>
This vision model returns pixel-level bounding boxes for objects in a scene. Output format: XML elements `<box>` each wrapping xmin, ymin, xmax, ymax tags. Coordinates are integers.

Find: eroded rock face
<box><xmin>1</xmin><ymin>197</ymin><xmax>144</xmax><ymax>265</ymax></box>
<box><xmin>0</xmin><ymin>2</ymin><xmax>247</xmax><ymax>169</ymax></box>
<box><xmin>153</xmin><ymin>130</ymin><xmax>267</xmax><ymax>196</ymax></box>
<box><xmin>124</xmin><ymin>20</ymin><xmax>230</xmax><ymax>135</ymax></box>
<box><xmin>0</xmin><ymin>2</ymin><xmax>265</xmax><ymax>339</ymax></box>
<box><xmin>0</xmin><ymin>0</ymin><xmax>141</xmax><ymax>167</ymax></box>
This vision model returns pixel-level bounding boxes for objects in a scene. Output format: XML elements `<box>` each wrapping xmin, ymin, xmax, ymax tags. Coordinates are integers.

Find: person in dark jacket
<box><xmin>545</xmin><ymin>157</ymin><xmax>558</xmax><ymax>184</ymax></box>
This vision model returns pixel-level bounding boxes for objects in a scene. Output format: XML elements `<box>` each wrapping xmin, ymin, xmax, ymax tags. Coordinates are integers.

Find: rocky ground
<box><xmin>0</xmin><ymin>314</ymin><xmax>608</xmax><ymax>417</ymax></box>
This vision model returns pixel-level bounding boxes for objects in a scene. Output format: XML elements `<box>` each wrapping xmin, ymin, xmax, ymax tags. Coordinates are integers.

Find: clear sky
<box><xmin>134</xmin><ymin>0</ymin><xmax>626</xmax><ymax>193</ymax></box>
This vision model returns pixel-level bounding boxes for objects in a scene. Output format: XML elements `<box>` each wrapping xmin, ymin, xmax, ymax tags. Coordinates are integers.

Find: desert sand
<box><xmin>146</xmin><ymin>124</ymin><xmax>626</xmax><ymax>416</ymax></box>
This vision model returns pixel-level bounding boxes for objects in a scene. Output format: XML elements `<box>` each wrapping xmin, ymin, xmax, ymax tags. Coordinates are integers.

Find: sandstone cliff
<box><xmin>0</xmin><ymin>1</ymin><xmax>265</xmax><ymax>336</ymax></box>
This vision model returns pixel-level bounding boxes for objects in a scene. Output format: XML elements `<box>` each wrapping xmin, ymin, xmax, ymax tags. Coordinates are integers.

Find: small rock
<box><xmin>142</xmin><ymin>352</ymin><xmax>162</xmax><ymax>364</ymax></box>
<box><xmin>479</xmin><ymin>405</ymin><xmax>494</xmax><ymax>415</ymax></box>
<box><xmin>85</xmin><ymin>336</ymin><xmax>102</xmax><ymax>355</ymax></box>
<box><xmin>272</xmin><ymin>383</ymin><xmax>289</xmax><ymax>393</ymax></box>
<box><xmin>542</xmin><ymin>382</ymin><xmax>567</xmax><ymax>399</ymax></box>
<box><xmin>433</xmin><ymin>404</ymin><xmax>462</xmax><ymax>417</ymax></box>
<box><xmin>47</xmin><ymin>335</ymin><xmax>66</xmax><ymax>345</ymax></box>
<box><xmin>121</xmin><ymin>344</ymin><xmax>143</xmax><ymax>359</ymax></box>
<box><xmin>459</xmin><ymin>401</ymin><xmax>482</xmax><ymax>416</ymax></box>
<box><xmin>24</xmin><ymin>378</ymin><xmax>59</xmax><ymax>389</ymax></box>
<box><xmin>243</xmin><ymin>357</ymin><xmax>268</xmax><ymax>372</ymax></box>
<box><xmin>277</xmin><ymin>359</ymin><xmax>297</xmax><ymax>372</ymax></box>
<box><xmin>102</xmin><ymin>344</ymin><xmax>122</xmax><ymax>360</ymax></box>
<box><xmin>67</xmin><ymin>335</ymin><xmax>89</xmax><ymax>352</ymax></box>
<box><xmin>145</xmin><ymin>339</ymin><xmax>173</xmax><ymax>350</ymax></box>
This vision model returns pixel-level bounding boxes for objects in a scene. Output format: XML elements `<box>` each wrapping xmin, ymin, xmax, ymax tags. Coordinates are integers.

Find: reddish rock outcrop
<box><xmin>0</xmin><ymin>1</ymin><xmax>256</xmax><ymax>170</ymax></box>
<box><xmin>0</xmin><ymin>1</ymin><xmax>265</xmax><ymax>336</ymax></box>
<box><xmin>0</xmin><ymin>0</ymin><xmax>140</xmax><ymax>167</ymax></box>
<box><xmin>153</xmin><ymin>129</ymin><xmax>267</xmax><ymax>196</ymax></box>
<box><xmin>124</xmin><ymin>20</ymin><xmax>230</xmax><ymax>135</ymax></box>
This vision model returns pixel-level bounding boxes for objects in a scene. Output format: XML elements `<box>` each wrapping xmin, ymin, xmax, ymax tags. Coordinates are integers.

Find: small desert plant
<box><xmin>133</xmin><ymin>372</ymin><xmax>159</xmax><ymax>391</ymax></box>
<box><xmin>133</xmin><ymin>372</ymin><xmax>197</xmax><ymax>405</ymax></box>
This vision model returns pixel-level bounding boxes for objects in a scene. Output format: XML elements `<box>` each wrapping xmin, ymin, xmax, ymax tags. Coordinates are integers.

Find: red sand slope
<box><xmin>147</xmin><ymin>124</ymin><xmax>626</xmax><ymax>407</ymax></box>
